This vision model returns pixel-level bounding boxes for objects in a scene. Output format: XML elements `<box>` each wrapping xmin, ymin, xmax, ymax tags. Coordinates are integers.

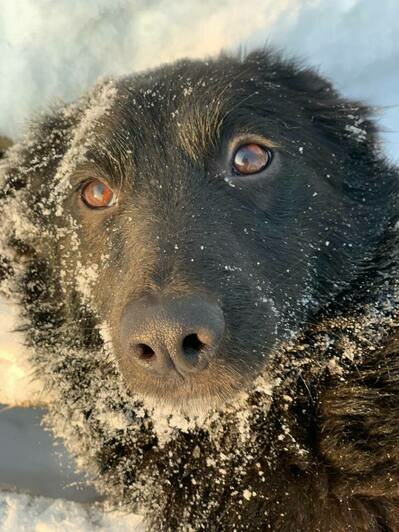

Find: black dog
<box><xmin>1</xmin><ymin>50</ymin><xmax>399</xmax><ymax>530</ymax></box>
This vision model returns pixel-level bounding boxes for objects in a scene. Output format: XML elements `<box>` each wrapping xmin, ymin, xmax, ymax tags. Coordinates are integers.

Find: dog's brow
<box><xmin>177</xmin><ymin>98</ymin><xmax>224</xmax><ymax>161</ymax></box>
<box><xmin>75</xmin><ymin>145</ymin><xmax>130</xmax><ymax>186</ymax></box>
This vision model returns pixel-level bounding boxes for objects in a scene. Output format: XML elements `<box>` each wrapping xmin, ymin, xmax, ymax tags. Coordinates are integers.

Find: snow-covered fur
<box><xmin>1</xmin><ymin>50</ymin><xmax>399</xmax><ymax>531</ymax></box>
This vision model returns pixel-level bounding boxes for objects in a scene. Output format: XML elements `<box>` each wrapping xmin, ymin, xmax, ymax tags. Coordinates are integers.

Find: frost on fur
<box><xmin>1</xmin><ymin>51</ymin><xmax>399</xmax><ymax>531</ymax></box>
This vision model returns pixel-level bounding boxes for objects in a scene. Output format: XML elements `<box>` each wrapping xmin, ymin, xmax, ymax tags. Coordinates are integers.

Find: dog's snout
<box><xmin>120</xmin><ymin>296</ymin><xmax>225</xmax><ymax>377</ymax></box>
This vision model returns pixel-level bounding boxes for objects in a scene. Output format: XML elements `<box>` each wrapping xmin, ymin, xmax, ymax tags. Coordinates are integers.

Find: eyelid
<box><xmin>71</xmin><ymin>162</ymin><xmax>113</xmax><ymax>187</ymax></box>
<box><xmin>73</xmin><ymin>173</ymin><xmax>113</xmax><ymax>197</ymax></box>
<box><xmin>228</xmin><ymin>134</ymin><xmax>279</xmax><ymax>157</ymax></box>
<box><xmin>76</xmin><ymin>176</ymin><xmax>107</xmax><ymax>190</ymax></box>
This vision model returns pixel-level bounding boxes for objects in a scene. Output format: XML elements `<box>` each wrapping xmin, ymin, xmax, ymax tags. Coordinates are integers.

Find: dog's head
<box><xmin>1</xmin><ymin>51</ymin><xmax>396</xmax><ymax>415</ymax></box>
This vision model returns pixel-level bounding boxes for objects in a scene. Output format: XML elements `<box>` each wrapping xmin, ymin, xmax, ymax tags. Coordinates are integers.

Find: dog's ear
<box><xmin>0</xmin><ymin>79</ymin><xmax>115</xmax><ymax>281</ymax></box>
<box><xmin>0</xmin><ymin>104</ymin><xmax>81</xmax><ymax>286</ymax></box>
<box><xmin>241</xmin><ymin>50</ymin><xmax>398</xmax><ymax>217</ymax></box>
<box><xmin>0</xmin><ymin>136</ymin><xmax>13</xmax><ymax>158</ymax></box>
<box><xmin>244</xmin><ymin>50</ymin><xmax>377</xmax><ymax>152</ymax></box>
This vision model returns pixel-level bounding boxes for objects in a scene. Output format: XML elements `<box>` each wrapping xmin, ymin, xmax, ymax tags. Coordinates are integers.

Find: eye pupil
<box><xmin>82</xmin><ymin>179</ymin><xmax>115</xmax><ymax>208</ymax></box>
<box><xmin>233</xmin><ymin>143</ymin><xmax>271</xmax><ymax>175</ymax></box>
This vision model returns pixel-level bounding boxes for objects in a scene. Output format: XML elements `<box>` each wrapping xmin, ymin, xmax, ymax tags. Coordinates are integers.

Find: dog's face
<box><xmin>6</xmin><ymin>52</ymin><xmax>389</xmax><ymax>414</ymax></box>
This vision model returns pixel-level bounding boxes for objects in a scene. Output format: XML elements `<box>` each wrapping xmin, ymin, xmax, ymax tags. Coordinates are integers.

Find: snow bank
<box><xmin>1</xmin><ymin>0</ymin><xmax>398</xmax><ymax>160</ymax></box>
<box><xmin>0</xmin><ymin>492</ymin><xmax>143</xmax><ymax>531</ymax></box>
<box><xmin>0</xmin><ymin>300</ymin><xmax>46</xmax><ymax>406</ymax></box>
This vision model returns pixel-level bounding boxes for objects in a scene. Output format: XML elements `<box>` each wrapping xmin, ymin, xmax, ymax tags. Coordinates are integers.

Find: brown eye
<box><xmin>233</xmin><ymin>144</ymin><xmax>272</xmax><ymax>175</ymax></box>
<box><xmin>81</xmin><ymin>179</ymin><xmax>116</xmax><ymax>209</ymax></box>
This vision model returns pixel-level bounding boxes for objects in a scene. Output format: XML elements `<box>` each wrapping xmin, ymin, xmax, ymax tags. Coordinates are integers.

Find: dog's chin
<box><xmin>139</xmin><ymin>391</ymin><xmax>229</xmax><ymax>420</ymax></box>
<box><xmin>118</xmin><ymin>355</ymin><xmax>251</xmax><ymax>418</ymax></box>
<box><xmin>123</xmin><ymin>365</ymin><xmax>248</xmax><ymax>420</ymax></box>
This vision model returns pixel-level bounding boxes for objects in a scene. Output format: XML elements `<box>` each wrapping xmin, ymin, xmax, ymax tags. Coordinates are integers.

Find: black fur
<box><xmin>1</xmin><ymin>50</ymin><xmax>399</xmax><ymax>530</ymax></box>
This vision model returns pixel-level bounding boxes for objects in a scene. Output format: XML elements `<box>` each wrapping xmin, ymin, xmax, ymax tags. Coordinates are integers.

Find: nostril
<box><xmin>134</xmin><ymin>343</ymin><xmax>155</xmax><ymax>362</ymax></box>
<box><xmin>182</xmin><ymin>333</ymin><xmax>206</xmax><ymax>356</ymax></box>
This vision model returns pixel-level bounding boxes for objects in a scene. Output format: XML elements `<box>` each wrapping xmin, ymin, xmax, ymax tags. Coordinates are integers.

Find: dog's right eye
<box><xmin>81</xmin><ymin>179</ymin><xmax>116</xmax><ymax>209</ymax></box>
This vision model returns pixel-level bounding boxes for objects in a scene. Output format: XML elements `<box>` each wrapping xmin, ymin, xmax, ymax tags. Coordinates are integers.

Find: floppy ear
<box><xmin>244</xmin><ymin>50</ymin><xmax>399</xmax><ymax>213</ymax></box>
<box><xmin>0</xmin><ymin>112</ymin><xmax>78</xmax><ymax>407</ymax></box>
<box><xmin>0</xmin><ymin>131</ymin><xmax>45</xmax><ymax>406</ymax></box>
<box><xmin>0</xmin><ymin>107</ymin><xmax>79</xmax><ymax>288</ymax></box>
<box><xmin>0</xmin><ymin>134</ymin><xmax>43</xmax><ymax>406</ymax></box>
<box><xmin>245</xmin><ymin>50</ymin><xmax>377</xmax><ymax>150</ymax></box>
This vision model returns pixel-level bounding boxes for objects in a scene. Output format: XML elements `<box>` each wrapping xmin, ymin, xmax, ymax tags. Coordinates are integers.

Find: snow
<box><xmin>0</xmin><ymin>492</ymin><xmax>144</xmax><ymax>531</ymax></box>
<box><xmin>0</xmin><ymin>406</ymin><xmax>144</xmax><ymax>529</ymax></box>
<box><xmin>0</xmin><ymin>407</ymin><xmax>96</xmax><ymax>501</ymax></box>
<box><xmin>1</xmin><ymin>0</ymin><xmax>399</xmax><ymax>529</ymax></box>
<box><xmin>0</xmin><ymin>300</ymin><xmax>46</xmax><ymax>406</ymax></box>
<box><xmin>1</xmin><ymin>0</ymin><xmax>399</xmax><ymax>162</ymax></box>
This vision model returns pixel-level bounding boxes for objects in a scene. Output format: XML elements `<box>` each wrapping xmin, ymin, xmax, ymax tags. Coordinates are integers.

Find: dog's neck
<box><xmin>255</xmin><ymin>223</ymin><xmax>399</xmax><ymax>529</ymax></box>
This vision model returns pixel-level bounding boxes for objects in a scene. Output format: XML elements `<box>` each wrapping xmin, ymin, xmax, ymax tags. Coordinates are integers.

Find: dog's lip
<box><xmin>133</xmin><ymin>378</ymin><xmax>241</xmax><ymax>411</ymax></box>
<box><xmin>117</xmin><ymin>345</ymin><xmax>252</xmax><ymax>410</ymax></box>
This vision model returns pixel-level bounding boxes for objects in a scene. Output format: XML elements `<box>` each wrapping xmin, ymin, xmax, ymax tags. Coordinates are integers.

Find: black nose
<box><xmin>120</xmin><ymin>296</ymin><xmax>225</xmax><ymax>377</ymax></box>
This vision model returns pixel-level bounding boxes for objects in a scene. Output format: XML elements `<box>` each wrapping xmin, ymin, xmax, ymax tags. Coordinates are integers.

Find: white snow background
<box><xmin>0</xmin><ymin>0</ymin><xmax>398</xmax><ymax>530</ymax></box>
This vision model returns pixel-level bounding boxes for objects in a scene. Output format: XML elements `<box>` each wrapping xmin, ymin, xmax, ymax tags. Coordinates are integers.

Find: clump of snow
<box><xmin>345</xmin><ymin>124</ymin><xmax>367</xmax><ymax>142</ymax></box>
<box><xmin>75</xmin><ymin>262</ymin><xmax>100</xmax><ymax>304</ymax></box>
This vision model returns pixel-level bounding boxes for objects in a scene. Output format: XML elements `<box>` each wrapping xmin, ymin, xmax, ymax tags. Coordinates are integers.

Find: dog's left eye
<box><xmin>233</xmin><ymin>144</ymin><xmax>272</xmax><ymax>175</ymax></box>
<box><xmin>81</xmin><ymin>179</ymin><xmax>116</xmax><ymax>209</ymax></box>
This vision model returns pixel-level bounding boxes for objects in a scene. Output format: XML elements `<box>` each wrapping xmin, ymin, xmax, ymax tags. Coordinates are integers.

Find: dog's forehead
<box><xmin>79</xmin><ymin>58</ymin><xmax>292</xmax><ymax>175</ymax></box>
<box><xmin>109</xmin><ymin>61</ymin><xmax>274</xmax><ymax>162</ymax></box>
<box><xmin>113</xmin><ymin>69</ymin><xmax>229</xmax><ymax>159</ymax></box>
